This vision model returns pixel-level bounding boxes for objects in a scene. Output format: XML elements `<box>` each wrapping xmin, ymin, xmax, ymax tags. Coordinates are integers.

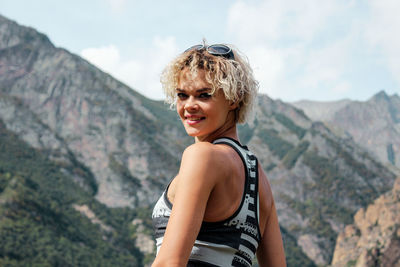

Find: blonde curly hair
<box><xmin>160</xmin><ymin>43</ymin><xmax>259</xmax><ymax>124</ymax></box>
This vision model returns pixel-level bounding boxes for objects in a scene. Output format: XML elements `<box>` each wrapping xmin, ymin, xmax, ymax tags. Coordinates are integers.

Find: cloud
<box><xmin>245</xmin><ymin>46</ymin><xmax>285</xmax><ymax>97</ymax></box>
<box><xmin>227</xmin><ymin>0</ymin><xmax>346</xmax><ymax>44</ymax></box>
<box><xmin>80</xmin><ymin>36</ymin><xmax>179</xmax><ymax>100</ymax></box>
<box><xmin>297</xmin><ymin>36</ymin><xmax>352</xmax><ymax>89</ymax></box>
<box><xmin>105</xmin><ymin>0</ymin><xmax>128</xmax><ymax>13</ymax></box>
<box><xmin>365</xmin><ymin>0</ymin><xmax>400</xmax><ymax>85</ymax></box>
<box><xmin>226</xmin><ymin>0</ymin><xmax>367</xmax><ymax>101</ymax></box>
<box><xmin>81</xmin><ymin>45</ymin><xmax>121</xmax><ymax>73</ymax></box>
<box><xmin>332</xmin><ymin>82</ymin><xmax>351</xmax><ymax>93</ymax></box>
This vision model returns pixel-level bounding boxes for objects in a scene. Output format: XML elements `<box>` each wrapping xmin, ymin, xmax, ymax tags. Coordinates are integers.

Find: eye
<box><xmin>198</xmin><ymin>93</ymin><xmax>212</xmax><ymax>99</ymax></box>
<box><xmin>177</xmin><ymin>92</ymin><xmax>188</xmax><ymax>100</ymax></box>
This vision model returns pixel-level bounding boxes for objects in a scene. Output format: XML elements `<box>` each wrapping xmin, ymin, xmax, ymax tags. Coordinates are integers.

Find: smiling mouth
<box><xmin>185</xmin><ymin>116</ymin><xmax>205</xmax><ymax>125</ymax></box>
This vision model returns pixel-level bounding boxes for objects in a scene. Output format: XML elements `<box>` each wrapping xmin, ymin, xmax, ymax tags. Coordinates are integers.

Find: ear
<box><xmin>229</xmin><ymin>101</ymin><xmax>239</xmax><ymax>110</ymax></box>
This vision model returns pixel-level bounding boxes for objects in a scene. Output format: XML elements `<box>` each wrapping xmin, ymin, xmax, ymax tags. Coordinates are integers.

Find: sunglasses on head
<box><xmin>184</xmin><ymin>44</ymin><xmax>235</xmax><ymax>60</ymax></box>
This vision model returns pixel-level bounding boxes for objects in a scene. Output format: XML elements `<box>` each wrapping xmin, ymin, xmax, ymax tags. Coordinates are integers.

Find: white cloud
<box><xmin>245</xmin><ymin>46</ymin><xmax>285</xmax><ymax>97</ymax></box>
<box><xmin>332</xmin><ymin>82</ymin><xmax>351</xmax><ymax>93</ymax></box>
<box><xmin>81</xmin><ymin>45</ymin><xmax>121</xmax><ymax>73</ymax></box>
<box><xmin>227</xmin><ymin>1</ymin><xmax>283</xmax><ymax>43</ymax></box>
<box><xmin>80</xmin><ymin>36</ymin><xmax>179</xmax><ymax>100</ymax></box>
<box><xmin>227</xmin><ymin>0</ymin><xmax>346</xmax><ymax>44</ymax></box>
<box><xmin>226</xmin><ymin>0</ymin><xmax>365</xmax><ymax>101</ymax></box>
<box><xmin>106</xmin><ymin>0</ymin><xmax>128</xmax><ymax>13</ymax></box>
<box><xmin>298</xmin><ymin>36</ymin><xmax>352</xmax><ymax>89</ymax></box>
<box><xmin>365</xmin><ymin>0</ymin><xmax>400</xmax><ymax>85</ymax></box>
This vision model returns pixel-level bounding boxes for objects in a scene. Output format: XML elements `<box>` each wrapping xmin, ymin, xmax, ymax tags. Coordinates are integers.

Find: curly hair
<box><xmin>160</xmin><ymin>43</ymin><xmax>259</xmax><ymax>124</ymax></box>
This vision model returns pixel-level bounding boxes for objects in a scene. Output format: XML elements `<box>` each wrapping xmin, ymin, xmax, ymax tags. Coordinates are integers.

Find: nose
<box><xmin>184</xmin><ymin>96</ymin><xmax>199</xmax><ymax>111</ymax></box>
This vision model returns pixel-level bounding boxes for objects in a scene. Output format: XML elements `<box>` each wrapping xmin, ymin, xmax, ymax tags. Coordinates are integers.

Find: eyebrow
<box><xmin>176</xmin><ymin>88</ymin><xmax>212</xmax><ymax>93</ymax></box>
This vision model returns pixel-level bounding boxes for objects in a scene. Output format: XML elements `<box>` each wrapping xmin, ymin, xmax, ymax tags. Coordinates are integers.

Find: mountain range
<box><xmin>293</xmin><ymin>91</ymin><xmax>400</xmax><ymax>170</ymax></box>
<box><xmin>0</xmin><ymin>14</ymin><xmax>398</xmax><ymax>266</ymax></box>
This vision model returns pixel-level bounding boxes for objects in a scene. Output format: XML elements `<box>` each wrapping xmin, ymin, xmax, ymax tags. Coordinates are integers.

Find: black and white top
<box><xmin>152</xmin><ymin>137</ymin><xmax>261</xmax><ymax>267</ymax></box>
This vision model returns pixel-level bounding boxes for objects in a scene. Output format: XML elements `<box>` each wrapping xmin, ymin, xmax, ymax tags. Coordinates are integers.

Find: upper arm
<box><xmin>256</xmin><ymin>200</ymin><xmax>286</xmax><ymax>267</ymax></box>
<box><xmin>256</xmin><ymin>170</ymin><xmax>286</xmax><ymax>267</ymax></box>
<box><xmin>152</xmin><ymin>143</ymin><xmax>226</xmax><ymax>266</ymax></box>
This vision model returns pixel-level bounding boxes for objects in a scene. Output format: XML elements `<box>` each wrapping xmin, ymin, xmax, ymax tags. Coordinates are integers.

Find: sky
<box><xmin>1</xmin><ymin>0</ymin><xmax>399</xmax><ymax>102</ymax></box>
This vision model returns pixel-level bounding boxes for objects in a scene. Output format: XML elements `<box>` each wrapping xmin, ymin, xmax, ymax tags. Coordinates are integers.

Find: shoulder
<box><xmin>179</xmin><ymin>142</ymin><xmax>233</xmax><ymax>180</ymax></box>
<box><xmin>183</xmin><ymin>141</ymin><xmax>216</xmax><ymax>156</ymax></box>
<box><xmin>182</xmin><ymin>141</ymin><xmax>230</xmax><ymax>163</ymax></box>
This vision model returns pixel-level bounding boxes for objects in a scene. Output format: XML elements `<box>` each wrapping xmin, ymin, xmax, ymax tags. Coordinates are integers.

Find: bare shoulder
<box><xmin>183</xmin><ymin>141</ymin><xmax>217</xmax><ymax>156</ymax></box>
<box><xmin>182</xmin><ymin>142</ymin><xmax>231</xmax><ymax>164</ymax></box>
<box><xmin>180</xmin><ymin>142</ymin><xmax>232</xmax><ymax>178</ymax></box>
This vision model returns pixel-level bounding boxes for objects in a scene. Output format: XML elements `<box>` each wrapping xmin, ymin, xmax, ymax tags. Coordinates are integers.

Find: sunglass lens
<box><xmin>184</xmin><ymin>44</ymin><xmax>234</xmax><ymax>60</ymax></box>
<box><xmin>184</xmin><ymin>44</ymin><xmax>204</xmax><ymax>53</ymax></box>
<box><xmin>208</xmin><ymin>44</ymin><xmax>230</xmax><ymax>54</ymax></box>
<box><xmin>207</xmin><ymin>44</ymin><xmax>234</xmax><ymax>59</ymax></box>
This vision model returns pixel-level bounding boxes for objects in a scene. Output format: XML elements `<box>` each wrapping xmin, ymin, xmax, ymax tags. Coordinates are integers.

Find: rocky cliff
<box><xmin>293</xmin><ymin>91</ymin><xmax>400</xmax><ymax>170</ymax></box>
<box><xmin>245</xmin><ymin>95</ymin><xmax>396</xmax><ymax>265</ymax></box>
<box><xmin>0</xmin><ymin>14</ymin><xmax>398</xmax><ymax>266</ymax></box>
<box><xmin>331</xmin><ymin>177</ymin><xmax>400</xmax><ymax>267</ymax></box>
<box><xmin>0</xmin><ymin>14</ymin><xmax>191</xmax><ymax>209</ymax></box>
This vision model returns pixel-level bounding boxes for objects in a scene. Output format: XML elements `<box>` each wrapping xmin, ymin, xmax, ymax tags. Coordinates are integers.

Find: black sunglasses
<box><xmin>184</xmin><ymin>44</ymin><xmax>235</xmax><ymax>60</ymax></box>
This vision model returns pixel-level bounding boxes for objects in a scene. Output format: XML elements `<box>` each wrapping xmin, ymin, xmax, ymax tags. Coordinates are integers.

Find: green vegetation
<box><xmin>387</xmin><ymin>143</ymin><xmax>395</xmax><ymax>165</ymax></box>
<box><xmin>282</xmin><ymin>141</ymin><xmax>310</xmax><ymax>169</ymax></box>
<box><xmin>258</xmin><ymin>129</ymin><xmax>294</xmax><ymax>159</ymax></box>
<box><xmin>280</xmin><ymin>227</ymin><xmax>316</xmax><ymax>267</ymax></box>
<box><xmin>65</xmin><ymin>150</ymin><xmax>98</xmax><ymax>195</ymax></box>
<box><xmin>238</xmin><ymin>123</ymin><xmax>254</xmax><ymax>144</ymax></box>
<box><xmin>266</xmin><ymin>163</ymin><xmax>277</xmax><ymax>171</ymax></box>
<box><xmin>346</xmin><ymin>259</ymin><xmax>357</xmax><ymax>266</ymax></box>
<box><xmin>0</xmin><ymin>120</ymin><xmax>149</xmax><ymax>266</ymax></box>
<box><xmin>279</xmin><ymin>142</ymin><xmax>383</xmax><ymax>263</ymax></box>
<box><xmin>302</xmin><ymin>150</ymin><xmax>377</xmax><ymax>207</ymax></box>
<box><xmin>280</xmin><ymin>194</ymin><xmax>338</xmax><ymax>263</ymax></box>
<box><xmin>284</xmin><ymin>143</ymin><xmax>393</xmax><ymax>262</ymax></box>
<box><xmin>273</xmin><ymin>113</ymin><xmax>306</xmax><ymax>139</ymax></box>
<box><xmin>109</xmin><ymin>155</ymin><xmax>141</xmax><ymax>189</ymax></box>
<box><xmin>325</xmin><ymin>136</ymin><xmax>385</xmax><ymax>182</ymax></box>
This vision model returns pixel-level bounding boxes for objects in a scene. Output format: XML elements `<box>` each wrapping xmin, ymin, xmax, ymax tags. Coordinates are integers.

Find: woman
<box><xmin>152</xmin><ymin>43</ymin><xmax>286</xmax><ymax>267</ymax></box>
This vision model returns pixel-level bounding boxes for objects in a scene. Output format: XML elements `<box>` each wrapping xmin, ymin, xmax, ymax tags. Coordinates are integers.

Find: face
<box><xmin>176</xmin><ymin>69</ymin><xmax>236</xmax><ymax>142</ymax></box>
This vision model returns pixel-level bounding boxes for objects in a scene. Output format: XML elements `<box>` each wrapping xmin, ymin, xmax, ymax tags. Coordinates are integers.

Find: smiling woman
<box><xmin>161</xmin><ymin>44</ymin><xmax>258</xmax><ymax>124</ymax></box>
<box><xmin>151</xmin><ymin>43</ymin><xmax>286</xmax><ymax>267</ymax></box>
<box><xmin>175</xmin><ymin>69</ymin><xmax>236</xmax><ymax>141</ymax></box>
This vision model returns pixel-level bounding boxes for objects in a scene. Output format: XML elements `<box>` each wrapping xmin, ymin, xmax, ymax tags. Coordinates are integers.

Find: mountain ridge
<box><xmin>0</xmin><ymin>13</ymin><xmax>192</xmax><ymax>208</ymax></box>
<box><xmin>293</xmin><ymin>90</ymin><xmax>400</xmax><ymax>170</ymax></box>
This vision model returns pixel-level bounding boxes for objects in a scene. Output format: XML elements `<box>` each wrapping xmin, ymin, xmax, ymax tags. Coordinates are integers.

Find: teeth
<box><xmin>187</xmin><ymin>117</ymin><xmax>203</xmax><ymax>121</ymax></box>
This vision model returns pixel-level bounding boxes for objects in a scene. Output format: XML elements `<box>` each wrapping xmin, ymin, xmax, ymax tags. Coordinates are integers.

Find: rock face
<box><xmin>331</xmin><ymin>177</ymin><xmax>400</xmax><ymax>267</ymax></box>
<box><xmin>245</xmin><ymin>95</ymin><xmax>396</xmax><ymax>265</ymax></box>
<box><xmin>293</xmin><ymin>91</ymin><xmax>400</xmax><ymax>170</ymax></box>
<box><xmin>0</xmin><ymin>15</ymin><xmax>398</xmax><ymax>266</ymax></box>
<box><xmin>0</xmin><ymin>14</ymin><xmax>190</xmax><ymax>208</ymax></box>
<box><xmin>291</xmin><ymin>99</ymin><xmax>352</xmax><ymax>121</ymax></box>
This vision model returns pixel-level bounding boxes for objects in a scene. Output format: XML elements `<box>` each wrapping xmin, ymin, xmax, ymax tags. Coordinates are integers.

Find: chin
<box><xmin>184</xmin><ymin>127</ymin><xmax>205</xmax><ymax>138</ymax></box>
<box><xmin>185</xmin><ymin>130</ymin><xmax>201</xmax><ymax>137</ymax></box>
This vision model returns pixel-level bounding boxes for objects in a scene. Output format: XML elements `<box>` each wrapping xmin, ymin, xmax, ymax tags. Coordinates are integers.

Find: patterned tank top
<box><xmin>152</xmin><ymin>137</ymin><xmax>261</xmax><ymax>266</ymax></box>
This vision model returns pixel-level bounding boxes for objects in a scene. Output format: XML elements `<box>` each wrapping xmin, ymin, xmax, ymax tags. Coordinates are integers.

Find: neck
<box><xmin>195</xmin><ymin>110</ymin><xmax>239</xmax><ymax>143</ymax></box>
<box><xmin>195</xmin><ymin>125</ymin><xmax>239</xmax><ymax>143</ymax></box>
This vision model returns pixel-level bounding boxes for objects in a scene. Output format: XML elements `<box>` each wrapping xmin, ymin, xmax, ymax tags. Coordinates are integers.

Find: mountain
<box><xmin>0</xmin><ymin>120</ymin><xmax>144</xmax><ymax>266</ymax></box>
<box><xmin>291</xmin><ymin>99</ymin><xmax>352</xmax><ymax>121</ymax></box>
<box><xmin>0</xmin><ymin>14</ymin><xmax>398</xmax><ymax>266</ymax></box>
<box><xmin>331</xmin><ymin>177</ymin><xmax>400</xmax><ymax>267</ymax></box>
<box><xmin>292</xmin><ymin>91</ymin><xmax>400</xmax><ymax>169</ymax></box>
<box><xmin>0</xmin><ymin>14</ymin><xmax>191</xmax><ymax>209</ymax></box>
<box><xmin>0</xmin><ymin>13</ymin><xmax>189</xmax><ymax>266</ymax></box>
<box><xmin>243</xmin><ymin>96</ymin><xmax>396</xmax><ymax>265</ymax></box>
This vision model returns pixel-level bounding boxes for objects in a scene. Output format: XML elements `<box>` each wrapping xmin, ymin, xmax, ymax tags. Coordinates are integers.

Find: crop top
<box><xmin>152</xmin><ymin>137</ymin><xmax>261</xmax><ymax>266</ymax></box>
